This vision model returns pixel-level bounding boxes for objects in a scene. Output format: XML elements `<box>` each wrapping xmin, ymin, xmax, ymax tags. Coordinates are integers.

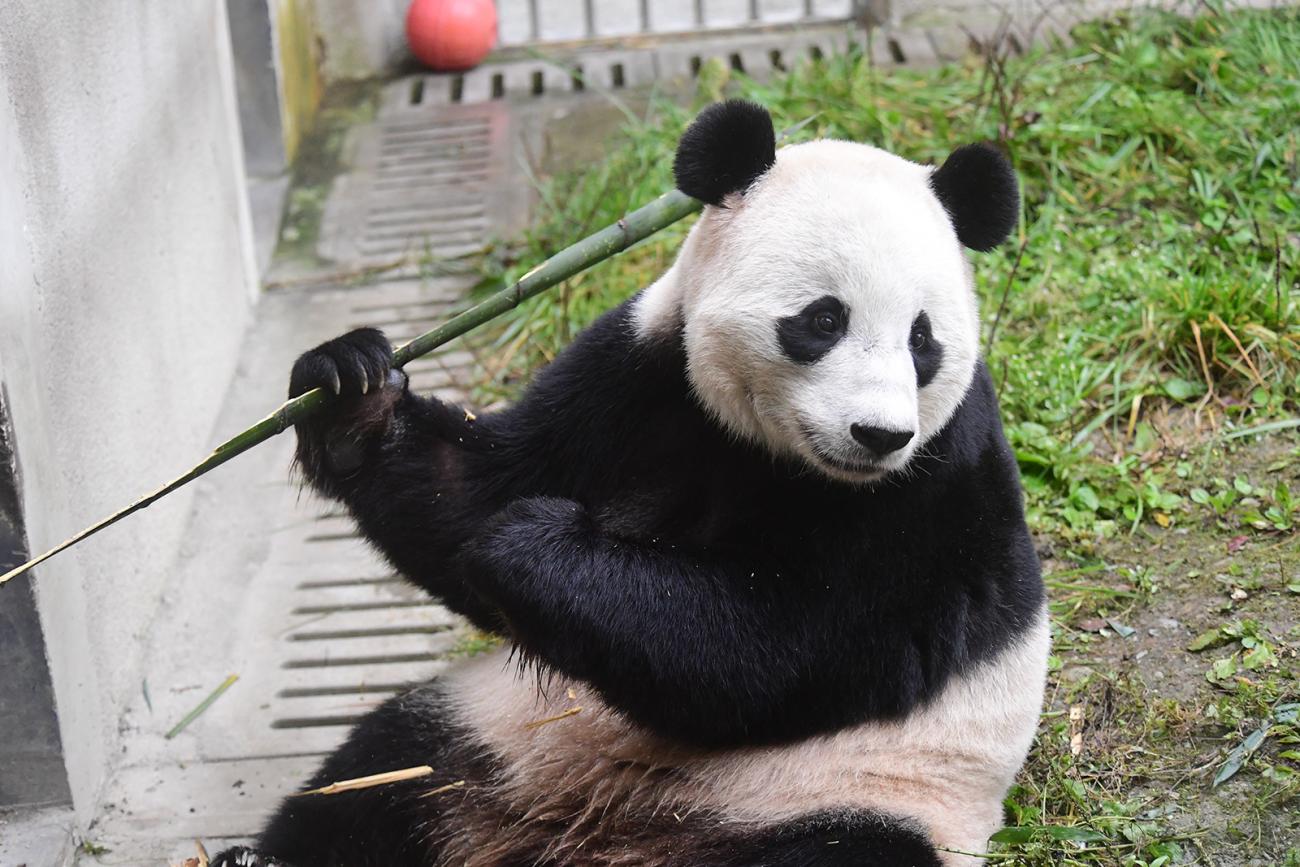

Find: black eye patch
<box><xmin>777</xmin><ymin>296</ymin><xmax>848</xmax><ymax>364</ymax></box>
<box><xmin>909</xmin><ymin>311</ymin><xmax>944</xmax><ymax>387</ymax></box>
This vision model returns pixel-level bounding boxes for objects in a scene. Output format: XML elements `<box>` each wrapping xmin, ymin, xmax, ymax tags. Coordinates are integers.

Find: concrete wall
<box><xmin>0</xmin><ymin>0</ymin><xmax>258</xmax><ymax>824</ymax></box>
<box><xmin>270</xmin><ymin>0</ymin><xmax>325</xmax><ymax>162</ymax></box>
<box><xmin>311</xmin><ymin>0</ymin><xmax>411</xmax><ymax>82</ymax></box>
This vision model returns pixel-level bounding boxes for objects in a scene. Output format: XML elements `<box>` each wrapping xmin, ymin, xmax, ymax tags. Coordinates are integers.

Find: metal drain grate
<box><xmin>395</xmin><ymin>14</ymin><xmax>1082</xmax><ymax>108</ymax></box>
<box><xmin>317</xmin><ymin>104</ymin><xmax>534</xmax><ymax>271</ymax></box>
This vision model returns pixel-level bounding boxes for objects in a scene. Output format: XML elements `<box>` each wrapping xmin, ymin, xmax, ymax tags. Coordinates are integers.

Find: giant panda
<box><xmin>214</xmin><ymin>99</ymin><xmax>1047</xmax><ymax>867</ymax></box>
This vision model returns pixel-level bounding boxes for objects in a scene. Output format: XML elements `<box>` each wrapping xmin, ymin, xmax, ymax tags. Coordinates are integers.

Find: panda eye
<box><xmin>909</xmin><ymin>328</ymin><xmax>927</xmax><ymax>351</ymax></box>
<box><xmin>814</xmin><ymin>312</ymin><xmax>839</xmax><ymax>335</ymax></box>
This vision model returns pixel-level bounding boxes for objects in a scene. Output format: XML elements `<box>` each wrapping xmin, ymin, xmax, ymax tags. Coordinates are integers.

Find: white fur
<box><xmin>445</xmin><ymin>608</ymin><xmax>1049</xmax><ymax>866</ymax></box>
<box><xmin>633</xmin><ymin>139</ymin><xmax>980</xmax><ymax>484</ymax></box>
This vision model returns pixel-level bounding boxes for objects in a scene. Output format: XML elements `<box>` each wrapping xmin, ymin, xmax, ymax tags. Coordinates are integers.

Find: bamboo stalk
<box><xmin>524</xmin><ymin>706</ymin><xmax>584</xmax><ymax>729</ymax></box>
<box><xmin>294</xmin><ymin>765</ymin><xmax>438</xmax><ymax>796</ymax></box>
<box><xmin>0</xmin><ymin>189</ymin><xmax>703</xmax><ymax>588</ymax></box>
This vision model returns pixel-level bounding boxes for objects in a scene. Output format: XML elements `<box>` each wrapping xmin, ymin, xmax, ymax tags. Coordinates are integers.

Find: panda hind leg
<box><xmin>212</xmin><ymin>683</ymin><xmax>488</xmax><ymax>867</ymax></box>
<box><xmin>714</xmin><ymin>809</ymin><xmax>944</xmax><ymax>867</ymax></box>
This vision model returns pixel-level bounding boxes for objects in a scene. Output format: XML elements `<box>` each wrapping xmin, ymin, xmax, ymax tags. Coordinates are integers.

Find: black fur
<box><xmin>286</xmin><ymin>301</ymin><xmax>1041</xmax><ymax>749</ymax></box>
<box><xmin>776</xmin><ymin>295</ymin><xmax>848</xmax><ymax>364</ymax></box>
<box><xmin>673</xmin><ymin>99</ymin><xmax>777</xmax><ymax>205</ymax></box>
<box><xmin>928</xmin><ymin>142</ymin><xmax>1019</xmax><ymax>251</ymax></box>
<box><xmin>910</xmin><ymin>311</ymin><xmax>944</xmax><ymax>388</ymax></box>
<box><xmin>716</xmin><ymin>810</ymin><xmax>945</xmax><ymax>867</ymax></box>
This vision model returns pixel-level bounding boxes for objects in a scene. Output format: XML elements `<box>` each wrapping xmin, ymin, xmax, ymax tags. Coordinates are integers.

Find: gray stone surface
<box><xmin>227</xmin><ymin>0</ymin><xmax>288</xmax><ymax>178</ymax></box>
<box><xmin>0</xmin><ymin>0</ymin><xmax>259</xmax><ymax>836</ymax></box>
<box><xmin>0</xmin><ymin>805</ymin><xmax>76</xmax><ymax>867</ymax></box>
<box><xmin>306</xmin><ymin>96</ymin><xmax>539</xmax><ymax>276</ymax></box>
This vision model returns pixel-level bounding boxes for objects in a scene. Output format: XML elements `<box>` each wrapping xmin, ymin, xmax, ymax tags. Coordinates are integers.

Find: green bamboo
<box><xmin>0</xmin><ymin>189</ymin><xmax>703</xmax><ymax>588</ymax></box>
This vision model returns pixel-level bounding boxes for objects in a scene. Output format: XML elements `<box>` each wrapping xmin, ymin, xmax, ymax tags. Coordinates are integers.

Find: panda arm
<box><xmin>464</xmin><ymin>495</ymin><xmax>822</xmax><ymax>746</ymax></box>
<box><xmin>287</xmin><ymin>313</ymin><xmax>668</xmax><ymax>630</ymax></box>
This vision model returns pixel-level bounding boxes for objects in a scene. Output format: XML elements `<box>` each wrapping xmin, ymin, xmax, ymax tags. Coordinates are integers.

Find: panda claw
<box><xmin>211</xmin><ymin>846</ymin><xmax>294</xmax><ymax>867</ymax></box>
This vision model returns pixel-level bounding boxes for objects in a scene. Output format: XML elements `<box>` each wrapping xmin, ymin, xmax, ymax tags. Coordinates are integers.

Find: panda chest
<box><xmin>589</xmin><ymin>454</ymin><xmax>769</xmax><ymax>547</ymax></box>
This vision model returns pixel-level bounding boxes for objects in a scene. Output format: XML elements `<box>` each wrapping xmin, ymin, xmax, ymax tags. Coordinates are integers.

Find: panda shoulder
<box><xmin>516</xmin><ymin>296</ymin><xmax>688</xmax><ymax>407</ymax></box>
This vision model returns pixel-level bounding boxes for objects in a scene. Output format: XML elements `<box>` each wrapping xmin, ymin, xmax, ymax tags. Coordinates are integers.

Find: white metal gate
<box><xmin>497</xmin><ymin>0</ymin><xmax>865</xmax><ymax>46</ymax></box>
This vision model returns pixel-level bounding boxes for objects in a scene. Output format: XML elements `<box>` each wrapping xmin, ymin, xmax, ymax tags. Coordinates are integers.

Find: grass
<box><xmin>476</xmin><ymin>2</ymin><xmax>1298</xmax><ymax>541</ymax></box>
<box><xmin>468</xmin><ymin>3</ymin><xmax>1299</xmax><ymax>864</ymax></box>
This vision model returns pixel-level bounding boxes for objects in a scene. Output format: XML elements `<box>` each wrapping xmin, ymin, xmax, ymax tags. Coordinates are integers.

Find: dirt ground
<box><xmin>1024</xmin><ymin>433</ymin><xmax>1299</xmax><ymax>865</ymax></box>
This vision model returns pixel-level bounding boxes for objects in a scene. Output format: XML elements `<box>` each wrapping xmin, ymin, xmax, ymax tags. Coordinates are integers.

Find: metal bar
<box><xmin>529</xmin><ymin>0</ymin><xmax>540</xmax><ymax>42</ymax></box>
<box><xmin>584</xmin><ymin>0</ymin><xmax>596</xmax><ymax>38</ymax></box>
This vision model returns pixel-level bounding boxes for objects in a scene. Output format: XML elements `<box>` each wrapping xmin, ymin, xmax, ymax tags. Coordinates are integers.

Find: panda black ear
<box><xmin>928</xmin><ymin>143</ymin><xmax>1020</xmax><ymax>251</ymax></box>
<box><xmin>673</xmin><ymin>100</ymin><xmax>776</xmax><ymax>206</ymax></box>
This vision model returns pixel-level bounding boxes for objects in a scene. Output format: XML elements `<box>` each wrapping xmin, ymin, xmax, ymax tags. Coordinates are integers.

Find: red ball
<box><xmin>406</xmin><ymin>0</ymin><xmax>498</xmax><ymax>72</ymax></box>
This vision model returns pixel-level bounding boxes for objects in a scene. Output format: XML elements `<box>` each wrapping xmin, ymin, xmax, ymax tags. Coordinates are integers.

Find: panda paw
<box><xmin>289</xmin><ymin>327</ymin><xmax>396</xmax><ymax>401</ymax></box>
<box><xmin>210</xmin><ymin>846</ymin><xmax>295</xmax><ymax>867</ymax></box>
<box><xmin>288</xmin><ymin>328</ymin><xmax>407</xmax><ymax>479</ymax></box>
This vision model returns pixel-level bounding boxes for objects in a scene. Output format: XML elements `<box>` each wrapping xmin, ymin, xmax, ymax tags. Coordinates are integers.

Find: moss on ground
<box><xmin>274</xmin><ymin>80</ymin><xmax>380</xmax><ymax>268</ymax></box>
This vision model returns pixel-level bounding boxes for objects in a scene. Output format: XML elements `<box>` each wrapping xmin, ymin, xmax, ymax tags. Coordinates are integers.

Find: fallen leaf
<box><xmin>989</xmin><ymin>825</ymin><xmax>1106</xmax><ymax>844</ymax></box>
<box><xmin>1188</xmin><ymin>628</ymin><xmax>1229</xmax><ymax>652</ymax></box>
<box><xmin>1106</xmin><ymin>618</ymin><xmax>1137</xmax><ymax>638</ymax></box>
<box><xmin>1213</xmin><ymin>722</ymin><xmax>1270</xmax><ymax>787</ymax></box>
<box><xmin>1069</xmin><ymin>704</ymin><xmax>1085</xmax><ymax>756</ymax></box>
<box><xmin>1154</xmin><ymin>511</ymin><xmax>1171</xmax><ymax>527</ymax></box>
<box><xmin>1227</xmin><ymin>535</ymin><xmax>1248</xmax><ymax>554</ymax></box>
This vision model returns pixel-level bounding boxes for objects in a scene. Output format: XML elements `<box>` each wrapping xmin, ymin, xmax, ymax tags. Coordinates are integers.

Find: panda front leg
<box><xmin>462</xmin><ymin>495</ymin><xmax>833</xmax><ymax>747</ymax></box>
<box><xmin>286</xmin><ymin>328</ymin><xmax>510</xmax><ymax>628</ymax></box>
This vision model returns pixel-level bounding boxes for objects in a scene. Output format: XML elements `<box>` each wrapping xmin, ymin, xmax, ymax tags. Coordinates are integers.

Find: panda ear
<box><xmin>928</xmin><ymin>143</ymin><xmax>1020</xmax><ymax>251</ymax></box>
<box><xmin>673</xmin><ymin>100</ymin><xmax>776</xmax><ymax>206</ymax></box>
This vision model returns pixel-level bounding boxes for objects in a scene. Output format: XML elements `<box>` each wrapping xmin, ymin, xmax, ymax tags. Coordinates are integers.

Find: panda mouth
<box><xmin>797</xmin><ymin>425</ymin><xmax>897</xmax><ymax>480</ymax></box>
<box><xmin>802</xmin><ymin>436</ymin><xmax>886</xmax><ymax>477</ymax></box>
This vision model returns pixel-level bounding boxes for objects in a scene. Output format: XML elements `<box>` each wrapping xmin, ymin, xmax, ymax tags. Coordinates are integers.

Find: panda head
<box><xmin>647</xmin><ymin>99</ymin><xmax>1018</xmax><ymax>484</ymax></box>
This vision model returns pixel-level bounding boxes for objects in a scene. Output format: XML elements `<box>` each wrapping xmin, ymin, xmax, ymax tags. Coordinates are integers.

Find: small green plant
<box><xmin>1189</xmin><ymin>620</ymin><xmax>1281</xmax><ymax>684</ymax></box>
<box><xmin>446</xmin><ymin>628</ymin><xmax>504</xmax><ymax>658</ymax></box>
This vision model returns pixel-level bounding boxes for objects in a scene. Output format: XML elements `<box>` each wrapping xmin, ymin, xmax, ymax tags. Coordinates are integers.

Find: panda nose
<box><xmin>850</xmin><ymin>424</ymin><xmax>914</xmax><ymax>457</ymax></box>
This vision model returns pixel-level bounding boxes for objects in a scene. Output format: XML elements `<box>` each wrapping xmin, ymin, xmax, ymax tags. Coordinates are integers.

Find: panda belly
<box><xmin>439</xmin><ymin>609</ymin><xmax>1050</xmax><ymax>866</ymax></box>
